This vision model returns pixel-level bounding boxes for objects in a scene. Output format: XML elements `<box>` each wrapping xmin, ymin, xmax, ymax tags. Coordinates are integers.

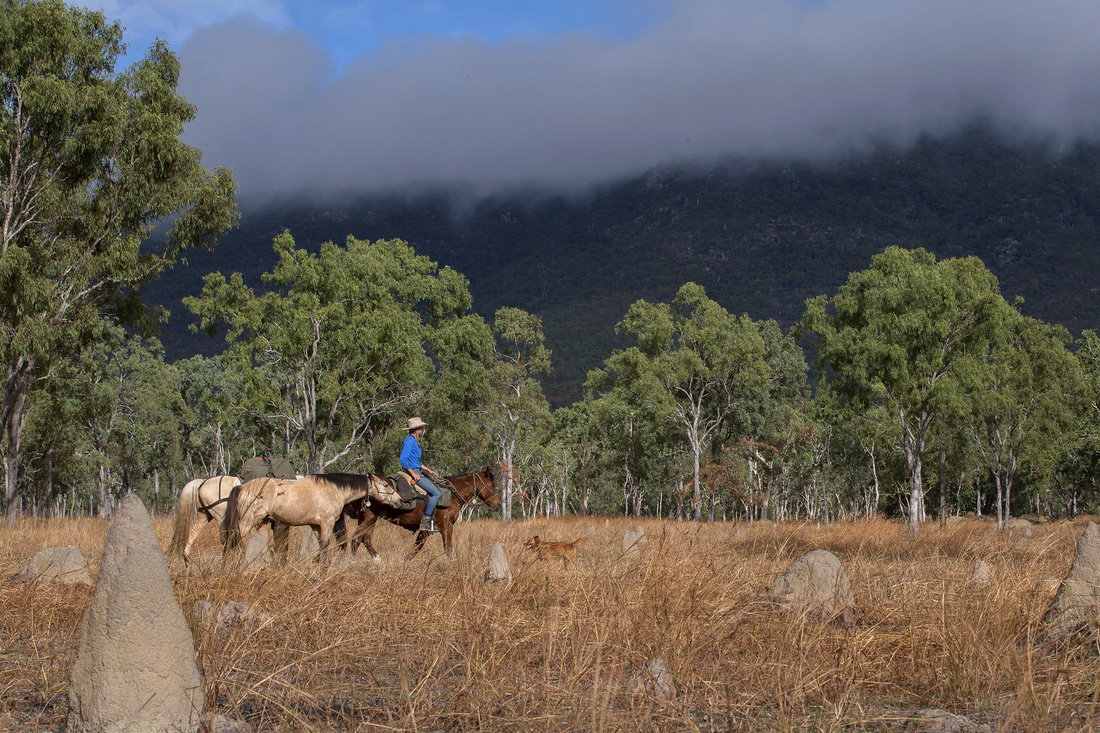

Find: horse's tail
<box><xmin>217</xmin><ymin>477</ymin><xmax>243</xmax><ymax>548</ymax></box>
<box><xmin>225</xmin><ymin>477</ymin><xmax>269</xmax><ymax>551</ymax></box>
<box><xmin>169</xmin><ymin>478</ymin><xmax>204</xmax><ymax>558</ymax></box>
<box><xmin>224</xmin><ymin>480</ymin><xmax>245</xmax><ymax>550</ymax></box>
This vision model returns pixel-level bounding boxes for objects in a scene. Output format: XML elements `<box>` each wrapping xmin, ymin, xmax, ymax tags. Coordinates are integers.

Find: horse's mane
<box><xmin>310</xmin><ymin>473</ymin><xmax>378</xmax><ymax>491</ymax></box>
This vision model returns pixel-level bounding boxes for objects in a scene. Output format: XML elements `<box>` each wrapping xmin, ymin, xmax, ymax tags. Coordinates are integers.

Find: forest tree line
<box><xmin>9</xmin><ymin>232</ymin><xmax>1100</xmax><ymax>530</ymax></box>
<box><xmin>3</xmin><ymin>1</ymin><xmax>1100</xmax><ymax>529</ymax></box>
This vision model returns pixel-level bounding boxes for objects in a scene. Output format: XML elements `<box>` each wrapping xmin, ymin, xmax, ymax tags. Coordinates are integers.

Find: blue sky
<box><xmin>91</xmin><ymin>0</ymin><xmax>666</xmax><ymax>69</ymax></box>
<box><xmin>77</xmin><ymin>1</ymin><xmax>1100</xmax><ymax>203</ymax></box>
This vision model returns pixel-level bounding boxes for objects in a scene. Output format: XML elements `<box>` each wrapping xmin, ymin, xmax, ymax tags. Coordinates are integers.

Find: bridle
<box><xmin>449</xmin><ymin>469</ymin><xmax>497</xmax><ymax>508</ymax></box>
<box><xmin>472</xmin><ymin>468</ymin><xmax>499</xmax><ymax>508</ymax></box>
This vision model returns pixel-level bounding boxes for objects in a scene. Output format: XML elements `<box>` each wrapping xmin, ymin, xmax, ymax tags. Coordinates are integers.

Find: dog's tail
<box><xmin>571</xmin><ymin>536</ymin><xmax>587</xmax><ymax>548</ymax></box>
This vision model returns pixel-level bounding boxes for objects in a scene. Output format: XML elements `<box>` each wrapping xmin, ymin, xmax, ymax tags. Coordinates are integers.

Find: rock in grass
<box><xmin>485</xmin><ymin>542</ymin><xmax>511</xmax><ymax>585</ymax></box>
<box><xmin>768</xmin><ymin>549</ymin><xmax>854</xmax><ymax>623</ymax></box>
<box><xmin>1044</xmin><ymin>522</ymin><xmax>1100</xmax><ymax>639</ymax></box>
<box><xmin>67</xmin><ymin>494</ymin><xmax>204</xmax><ymax>733</ymax></box>
<box><xmin>238</xmin><ymin>531</ymin><xmax>271</xmax><ymax>572</ymax></box>
<box><xmin>622</xmin><ymin>525</ymin><xmax>647</xmax><ymax>559</ymax></box>
<box><xmin>913</xmin><ymin>708</ymin><xmax>992</xmax><ymax>732</ymax></box>
<box><xmin>299</xmin><ymin>528</ymin><xmax>320</xmax><ymax>559</ymax></box>
<box><xmin>628</xmin><ymin>658</ymin><xmax>677</xmax><ymax>701</ymax></box>
<box><xmin>194</xmin><ymin>600</ymin><xmax>269</xmax><ymax>633</ymax></box>
<box><xmin>969</xmin><ymin>561</ymin><xmax>991</xmax><ymax>588</ymax></box>
<box><xmin>201</xmin><ymin>714</ymin><xmax>254</xmax><ymax>733</ymax></box>
<box><xmin>11</xmin><ymin>546</ymin><xmax>92</xmax><ymax>586</ymax></box>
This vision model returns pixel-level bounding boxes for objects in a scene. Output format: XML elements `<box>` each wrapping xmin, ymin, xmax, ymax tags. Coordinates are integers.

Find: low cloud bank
<box><xmin>177</xmin><ymin>0</ymin><xmax>1100</xmax><ymax>202</ymax></box>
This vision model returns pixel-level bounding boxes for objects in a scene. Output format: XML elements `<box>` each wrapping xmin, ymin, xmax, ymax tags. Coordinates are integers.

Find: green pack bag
<box><xmin>239</xmin><ymin>456</ymin><xmax>297</xmax><ymax>483</ymax></box>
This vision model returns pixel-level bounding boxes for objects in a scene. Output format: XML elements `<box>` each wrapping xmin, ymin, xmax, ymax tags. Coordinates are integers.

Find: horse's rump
<box><xmin>169</xmin><ymin>478</ymin><xmax>206</xmax><ymax>555</ymax></box>
<box><xmin>170</xmin><ymin>475</ymin><xmax>243</xmax><ymax>557</ymax></box>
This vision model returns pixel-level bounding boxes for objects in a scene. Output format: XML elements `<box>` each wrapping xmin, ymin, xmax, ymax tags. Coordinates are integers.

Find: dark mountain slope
<box><xmin>145</xmin><ymin>126</ymin><xmax>1100</xmax><ymax>405</ymax></box>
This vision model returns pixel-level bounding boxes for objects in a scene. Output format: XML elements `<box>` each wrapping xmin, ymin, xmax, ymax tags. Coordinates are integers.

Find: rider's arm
<box><xmin>399</xmin><ymin>435</ymin><xmax>422</xmax><ymax>480</ymax></box>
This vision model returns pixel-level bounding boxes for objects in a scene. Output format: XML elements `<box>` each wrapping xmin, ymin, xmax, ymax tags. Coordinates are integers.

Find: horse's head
<box><xmin>477</xmin><ymin>465</ymin><xmax>503</xmax><ymax>511</ymax></box>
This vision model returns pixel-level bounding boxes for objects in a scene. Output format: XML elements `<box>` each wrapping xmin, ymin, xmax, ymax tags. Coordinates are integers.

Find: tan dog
<box><xmin>523</xmin><ymin>535</ymin><xmax>586</xmax><ymax>567</ymax></box>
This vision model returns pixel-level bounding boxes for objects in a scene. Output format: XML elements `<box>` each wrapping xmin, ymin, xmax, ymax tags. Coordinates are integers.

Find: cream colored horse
<box><xmin>169</xmin><ymin>475</ymin><xmax>243</xmax><ymax>564</ymax></box>
<box><xmin>228</xmin><ymin>473</ymin><xmax>383</xmax><ymax>560</ymax></box>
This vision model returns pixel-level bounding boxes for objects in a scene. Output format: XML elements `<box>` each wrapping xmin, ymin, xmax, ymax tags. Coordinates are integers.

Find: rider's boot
<box><xmin>418</xmin><ymin>514</ymin><xmax>436</xmax><ymax>533</ymax></box>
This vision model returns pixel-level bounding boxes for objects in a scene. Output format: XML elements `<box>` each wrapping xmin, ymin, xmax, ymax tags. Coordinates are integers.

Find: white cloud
<box><xmin>176</xmin><ymin>0</ymin><xmax>1100</xmax><ymax>202</ymax></box>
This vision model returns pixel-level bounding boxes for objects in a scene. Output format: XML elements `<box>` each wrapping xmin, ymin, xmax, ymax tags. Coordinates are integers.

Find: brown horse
<box><xmin>345</xmin><ymin>467</ymin><xmax>501</xmax><ymax>561</ymax></box>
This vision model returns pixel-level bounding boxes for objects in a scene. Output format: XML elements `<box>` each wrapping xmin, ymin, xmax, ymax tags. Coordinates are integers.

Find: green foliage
<box><xmin>0</xmin><ymin>0</ymin><xmax>237</xmax><ymax>515</ymax></box>
<box><xmin>954</xmin><ymin>312</ymin><xmax>1083</xmax><ymax>525</ymax></box>
<box><xmin>20</xmin><ymin>331</ymin><xmax>189</xmax><ymax>514</ymax></box>
<box><xmin>185</xmin><ymin>232</ymin><xmax>493</xmax><ymax>473</ymax></box>
<box><xmin>803</xmin><ymin>246</ymin><xmax>1009</xmax><ymax>529</ymax></box>
<box><xmin>481</xmin><ymin>306</ymin><xmax>552</xmax><ymax>520</ymax></box>
<box><xmin>585</xmin><ymin>283</ymin><xmax>804</xmax><ymax>520</ymax></box>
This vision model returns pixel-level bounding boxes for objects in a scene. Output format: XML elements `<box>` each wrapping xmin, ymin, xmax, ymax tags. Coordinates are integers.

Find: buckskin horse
<box><xmin>343</xmin><ymin>467</ymin><xmax>501</xmax><ymax>562</ymax></box>
<box><xmin>227</xmin><ymin>473</ymin><xmax>389</xmax><ymax>561</ymax></box>
<box><xmin>169</xmin><ymin>475</ymin><xmax>242</xmax><ymax>564</ymax></box>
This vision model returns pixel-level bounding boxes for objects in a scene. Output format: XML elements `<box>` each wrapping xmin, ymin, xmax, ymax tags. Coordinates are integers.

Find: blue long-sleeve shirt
<box><xmin>399</xmin><ymin>434</ymin><xmax>422</xmax><ymax>472</ymax></box>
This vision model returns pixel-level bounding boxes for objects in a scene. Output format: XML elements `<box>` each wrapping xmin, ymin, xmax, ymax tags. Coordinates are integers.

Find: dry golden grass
<box><xmin>2</xmin><ymin>514</ymin><xmax>1100</xmax><ymax>731</ymax></box>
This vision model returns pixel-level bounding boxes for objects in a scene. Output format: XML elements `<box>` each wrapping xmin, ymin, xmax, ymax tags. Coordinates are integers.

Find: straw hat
<box><xmin>405</xmin><ymin>417</ymin><xmax>428</xmax><ymax>431</ymax></box>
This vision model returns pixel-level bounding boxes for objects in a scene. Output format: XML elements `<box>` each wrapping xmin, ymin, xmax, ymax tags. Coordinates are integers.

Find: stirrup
<box><xmin>419</xmin><ymin>516</ymin><xmax>437</xmax><ymax>533</ymax></box>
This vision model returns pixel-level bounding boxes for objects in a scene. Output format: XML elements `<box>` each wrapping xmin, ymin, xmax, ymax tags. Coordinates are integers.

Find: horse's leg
<box><xmin>182</xmin><ymin>513</ymin><xmax>212</xmax><ymax>565</ymax></box>
<box><xmin>439</xmin><ymin>514</ymin><xmax>455</xmax><ymax>555</ymax></box>
<box><xmin>318</xmin><ymin>522</ymin><xmax>335</xmax><ymax>563</ymax></box>
<box><xmin>272</xmin><ymin>522</ymin><xmax>290</xmax><ymax>564</ymax></box>
<box><xmin>333</xmin><ymin>512</ymin><xmax>348</xmax><ymax>552</ymax></box>
<box><xmin>352</xmin><ymin>511</ymin><xmax>382</xmax><ymax>563</ymax></box>
<box><xmin>227</xmin><ymin>518</ymin><xmax>259</xmax><ymax>564</ymax></box>
<box><xmin>405</xmin><ymin>529</ymin><xmax>430</xmax><ymax>560</ymax></box>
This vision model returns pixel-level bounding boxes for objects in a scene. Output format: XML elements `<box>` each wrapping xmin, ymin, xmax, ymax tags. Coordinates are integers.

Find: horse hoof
<box><xmin>371</xmin><ymin>555</ymin><xmax>382</xmax><ymax>565</ymax></box>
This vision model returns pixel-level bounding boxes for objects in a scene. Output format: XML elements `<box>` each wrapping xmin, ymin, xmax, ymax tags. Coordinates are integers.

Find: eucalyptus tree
<box><xmin>482</xmin><ymin>307</ymin><xmax>552</xmax><ymax>522</ymax></box>
<box><xmin>187</xmin><ymin>233</ymin><xmax>492</xmax><ymax>474</ymax></box>
<box><xmin>551</xmin><ymin>401</ymin><xmax>603</xmax><ymax>515</ymax></box>
<box><xmin>584</xmin><ymin>389</ymin><xmax>675</xmax><ymax>517</ymax></box>
<box><xmin>111</xmin><ymin>341</ymin><xmax>187</xmax><ymax>510</ymax></box>
<box><xmin>174</xmin><ymin>354</ymin><xmax>251</xmax><ymax>477</ymax></box>
<box><xmin>721</xmin><ymin>317</ymin><xmax>808</xmax><ymax>520</ymax></box>
<box><xmin>0</xmin><ymin>1</ymin><xmax>238</xmax><ymax>519</ymax></box>
<box><xmin>1038</xmin><ymin>329</ymin><xmax>1100</xmax><ymax>517</ymax></box>
<box><xmin>954</xmin><ymin>313</ymin><xmax>1079</xmax><ymax>526</ymax></box>
<box><xmin>802</xmin><ymin>247</ymin><xmax>1005</xmax><ymax>532</ymax></box>
<box><xmin>808</xmin><ymin>392</ymin><xmax>890</xmax><ymax>519</ymax></box>
<box><xmin>589</xmin><ymin>283</ymin><xmax>770</xmax><ymax>521</ymax></box>
<box><xmin>19</xmin><ymin>328</ymin><xmax>186</xmax><ymax>515</ymax></box>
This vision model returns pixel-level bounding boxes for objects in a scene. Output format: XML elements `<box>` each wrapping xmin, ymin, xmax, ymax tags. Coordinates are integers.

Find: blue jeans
<box><xmin>417</xmin><ymin>476</ymin><xmax>441</xmax><ymax>516</ymax></box>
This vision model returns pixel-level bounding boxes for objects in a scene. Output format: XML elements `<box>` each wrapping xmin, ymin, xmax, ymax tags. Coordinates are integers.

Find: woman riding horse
<box><xmin>400</xmin><ymin>417</ymin><xmax>442</xmax><ymax>533</ymax></box>
<box><xmin>344</xmin><ymin>466</ymin><xmax>501</xmax><ymax>561</ymax></box>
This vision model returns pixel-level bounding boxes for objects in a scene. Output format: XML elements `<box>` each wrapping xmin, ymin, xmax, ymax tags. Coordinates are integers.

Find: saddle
<box><xmin>382</xmin><ymin>471</ymin><xmax>453</xmax><ymax>511</ymax></box>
